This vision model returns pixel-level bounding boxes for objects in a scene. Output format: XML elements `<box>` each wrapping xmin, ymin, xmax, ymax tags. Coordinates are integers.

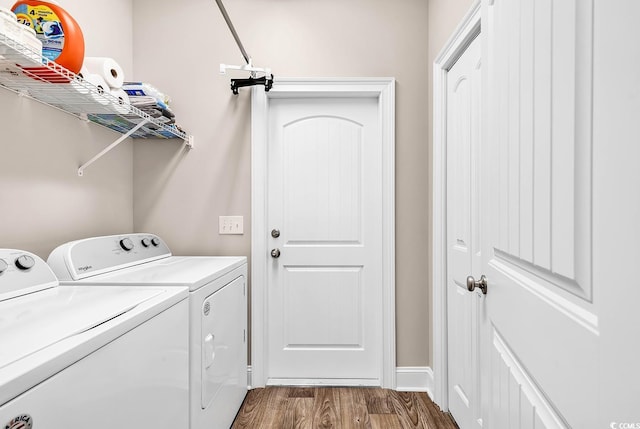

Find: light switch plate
<box><xmin>219</xmin><ymin>216</ymin><xmax>244</xmax><ymax>235</ymax></box>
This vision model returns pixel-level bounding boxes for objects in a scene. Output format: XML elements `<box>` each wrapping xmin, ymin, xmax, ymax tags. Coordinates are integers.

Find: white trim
<box><xmin>250</xmin><ymin>84</ymin><xmax>269</xmax><ymax>388</ymax></box>
<box><xmin>251</xmin><ymin>366</ymin><xmax>434</xmax><ymax>396</ymax></box>
<box><xmin>267</xmin><ymin>378</ymin><xmax>381</xmax><ymax>387</ymax></box>
<box><xmin>432</xmin><ymin>1</ymin><xmax>481</xmax><ymax>412</ymax></box>
<box><xmin>251</xmin><ymin>78</ymin><xmax>396</xmax><ymax>389</ymax></box>
<box><xmin>396</xmin><ymin>367</ymin><xmax>434</xmax><ymax>397</ymax></box>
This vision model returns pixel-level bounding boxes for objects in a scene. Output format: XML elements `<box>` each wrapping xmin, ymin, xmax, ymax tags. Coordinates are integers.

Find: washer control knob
<box><xmin>141</xmin><ymin>238</ymin><xmax>151</xmax><ymax>248</ymax></box>
<box><xmin>0</xmin><ymin>259</ymin><xmax>8</xmax><ymax>273</ymax></box>
<box><xmin>15</xmin><ymin>255</ymin><xmax>35</xmax><ymax>270</ymax></box>
<box><xmin>119</xmin><ymin>238</ymin><xmax>134</xmax><ymax>251</ymax></box>
<box><xmin>151</xmin><ymin>237</ymin><xmax>161</xmax><ymax>247</ymax></box>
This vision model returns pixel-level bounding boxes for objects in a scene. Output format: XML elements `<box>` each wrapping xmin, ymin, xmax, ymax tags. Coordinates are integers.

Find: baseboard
<box><xmin>396</xmin><ymin>367</ymin><xmax>434</xmax><ymax>398</ymax></box>
<box><xmin>248</xmin><ymin>365</ymin><xmax>435</xmax><ymax>399</ymax></box>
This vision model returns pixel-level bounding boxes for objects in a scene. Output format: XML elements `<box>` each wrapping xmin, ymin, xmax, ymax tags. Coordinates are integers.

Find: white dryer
<box><xmin>0</xmin><ymin>248</ymin><xmax>190</xmax><ymax>429</ymax></box>
<box><xmin>47</xmin><ymin>233</ymin><xmax>248</xmax><ymax>429</ymax></box>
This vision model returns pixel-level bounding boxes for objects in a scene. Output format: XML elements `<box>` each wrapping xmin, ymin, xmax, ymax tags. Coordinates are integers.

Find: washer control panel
<box><xmin>0</xmin><ymin>249</ymin><xmax>58</xmax><ymax>301</ymax></box>
<box><xmin>47</xmin><ymin>233</ymin><xmax>172</xmax><ymax>281</ymax></box>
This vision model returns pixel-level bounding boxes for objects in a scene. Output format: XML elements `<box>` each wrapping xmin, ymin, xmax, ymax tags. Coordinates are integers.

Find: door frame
<box><xmin>251</xmin><ymin>78</ymin><xmax>396</xmax><ymax>388</ymax></box>
<box><xmin>432</xmin><ymin>2</ymin><xmax>481</xmax><ymax>410</ymax></box>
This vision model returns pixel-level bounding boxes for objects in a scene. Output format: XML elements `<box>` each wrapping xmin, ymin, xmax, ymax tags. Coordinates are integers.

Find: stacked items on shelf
<box><xmin>44</xmin><ymin>56</ymin><xmax>186</xmax><ymax>138</ymax></box>
<box><xmin>123</xmin><ymin>82</ymin><xmax>175</xmax><ymax>126</ymax></box>
<box><xmin>0</xmin><ymin>1</ymin><xmax>187</xmax><ymax>140</ymax></box>
<box><xmin>88</xmin><ymin>80</ymin><xmax>185</xmax><ymax>139</ymax></box>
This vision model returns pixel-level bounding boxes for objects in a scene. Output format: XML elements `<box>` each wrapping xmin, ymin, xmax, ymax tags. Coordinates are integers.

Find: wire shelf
<box><xmin>0</xmin><ymin>32</ymin><xmax>191</xmax><ymax>141</ymax></box>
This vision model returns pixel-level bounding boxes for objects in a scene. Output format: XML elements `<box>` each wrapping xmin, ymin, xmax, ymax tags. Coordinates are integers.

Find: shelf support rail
<box><xmin>214</xmin><ymin>0</ymin><xmax>273</xmax><ymax>93</ymax></box>
<box><xmin>78</xmin><ymin>119</ymin><xmax>149</xmax><ymax>176</ymax></box>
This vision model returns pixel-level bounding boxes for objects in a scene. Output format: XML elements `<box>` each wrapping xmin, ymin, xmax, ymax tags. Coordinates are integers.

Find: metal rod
<box><xmin>215</xmin><ymin>0</ymin><xmax>251</xmax><ymax>65</ymax></box>
<box><xmin>78</xmin><ymin>119</ymin><xmax>149</xmax><ymax>176</ymax></box>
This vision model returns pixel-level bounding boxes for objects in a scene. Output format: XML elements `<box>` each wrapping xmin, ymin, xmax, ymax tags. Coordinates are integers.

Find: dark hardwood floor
<box><xmin>231</xmin><ymin>387</ymin><xmax>459</xmax><ymax>429</ymax></box>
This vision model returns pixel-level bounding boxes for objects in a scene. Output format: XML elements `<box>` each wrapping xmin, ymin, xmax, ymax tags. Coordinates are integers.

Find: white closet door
<box><xmin>446</xmin><ymin>35</ymin><xmax>483</xmax><ymax>429</ymax></box>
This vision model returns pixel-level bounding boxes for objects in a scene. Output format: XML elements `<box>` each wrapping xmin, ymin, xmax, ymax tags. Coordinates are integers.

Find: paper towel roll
<box><xmin>83</xmin><ymin>57</ymin><xmax>124</xmax><ymax>89</ymax></box>
<box><xmin>110</xmin><ymin>87</ymin><xmax>131</xmax><ymax>114</ymax></box>
<box><xmin>84</xmin><ymin>73</ymin><xmax>110</xmax><ymax>105</ymax></box>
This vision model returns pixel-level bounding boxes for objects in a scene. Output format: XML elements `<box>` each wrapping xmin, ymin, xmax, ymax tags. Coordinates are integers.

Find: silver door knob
<box><xmin>271</xmin><ymin>229</ymin><xmax>281</xmax><ymax>238</ymax></box>
<box><xmin>271</xmin><ymin>248</ymin><xmax>281</xmax><ymax>258</ymax></box>
<box><xmin>466</xmin><ymin>275</ymin><xmax>488</xmax><ymax>295</ymax></box>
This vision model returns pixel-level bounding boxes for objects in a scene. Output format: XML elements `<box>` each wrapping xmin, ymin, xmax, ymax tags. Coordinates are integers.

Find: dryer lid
<box><xmin>0</xmin><ymin>286</ymin><xmax>163</xmax><ymax>369</ymax></box>
<box><xmin>65</xmin><ymin>256</ymin><xmax>247</xmax><ymax>291</ymax></box>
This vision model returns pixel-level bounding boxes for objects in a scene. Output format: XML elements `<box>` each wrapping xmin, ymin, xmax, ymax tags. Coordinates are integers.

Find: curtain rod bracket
<box><xmin>230</xmin><ymin>74</ymin><xmax>274</xmax><ymax>95</ymax></box>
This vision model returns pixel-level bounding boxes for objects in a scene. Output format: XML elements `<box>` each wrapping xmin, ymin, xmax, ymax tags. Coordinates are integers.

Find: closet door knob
<box><xmin>271</xmin><ymin>249</ymin><xmax>281</xmax><ymax>258</ymax></box>
<box><xmin>466</xmin><ymin>275</ymin><xmax>488</xmax><ymax>295</ymax></box>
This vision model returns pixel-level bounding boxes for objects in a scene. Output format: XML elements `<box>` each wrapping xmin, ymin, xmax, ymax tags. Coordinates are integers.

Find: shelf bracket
<box><xmin>78</xmin><ymin>119</ymin><xmax>149</xmax><ymax>176</ymax></box>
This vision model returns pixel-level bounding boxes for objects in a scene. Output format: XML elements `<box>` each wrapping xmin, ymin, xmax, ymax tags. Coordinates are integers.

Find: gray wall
<box><xmin>0</xmin><ymin>0</ymin><xmax>474</xmax><ymax>368</ymax></box>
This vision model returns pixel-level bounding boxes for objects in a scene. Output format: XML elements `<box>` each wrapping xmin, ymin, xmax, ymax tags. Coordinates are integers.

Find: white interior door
<box><xmin>446</xmin><ymin>35</ymin><xmax>482</xmax><ymax>429</ymax></box>
<box><xmin>479</xmin><ymin>1</ymin><xmax>599</xmax><ymax>427</ymax></box>
<box><xmin>266</xmin><ymin>96</ymin><xmax>384</xmax><ymax>385</ymax></box>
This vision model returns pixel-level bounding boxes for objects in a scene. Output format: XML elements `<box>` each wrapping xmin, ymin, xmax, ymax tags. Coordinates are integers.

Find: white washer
<box><xmin>47</xmin><ymin>233</ymin><xmax>248</xmax><ymax>429</ymax></box>
<box><xmin>0</xmin><ymin>248</ymin><xmax>190</xmax><ymax>429</ymax></box>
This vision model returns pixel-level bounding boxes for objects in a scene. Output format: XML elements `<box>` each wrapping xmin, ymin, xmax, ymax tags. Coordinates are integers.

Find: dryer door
<box><xmin>201</xmin><ymin>276</ymin><xmax>247</xmax><ymax>409</ymax></box>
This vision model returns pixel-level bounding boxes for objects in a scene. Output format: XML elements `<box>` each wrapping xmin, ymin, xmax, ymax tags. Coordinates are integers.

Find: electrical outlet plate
<box><xmin>219</xmin><ymin>216</ymin><xmax>244</xmax><ymax>235</ymax></box>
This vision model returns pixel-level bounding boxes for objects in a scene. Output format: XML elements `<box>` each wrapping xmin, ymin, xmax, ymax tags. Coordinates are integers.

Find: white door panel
<box><xmin>283</xmin><ymin>116</ymin><xmax>363</xmax><ymax>244</ymax></box>
<box><xmin>482</xmin><ymin>0</ymin><xmax>597</xmax><ymax>427</ymax></box>
<box><xmin>282</xmin><ymin>267</ymin><xmax>363</xmax><ymax>347</ymax></box>
<box><xmin>267</xmin><ymin>97</ymin><xmax>382</xmax><ymax>384</ymax></box>
<box><xmin>446</xmin><ymin>35</ymin><xmax>482</xmax><ymax>429</ymax></box>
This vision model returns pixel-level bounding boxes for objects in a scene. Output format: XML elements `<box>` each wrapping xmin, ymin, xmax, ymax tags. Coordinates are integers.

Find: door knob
<box><xmin>271</xmin><ymin>229</ymin><xmax>281</xmax><ymax>238</ymax></box>
<box><xmin>271</xmin><ymin>248</ymin><xmax>281</xmax><ymax>258</ymax></box>
<box><xmin>466</xmin><ymin>275</ymin><xmax>488</xmax><ymax>295</ymax></box>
